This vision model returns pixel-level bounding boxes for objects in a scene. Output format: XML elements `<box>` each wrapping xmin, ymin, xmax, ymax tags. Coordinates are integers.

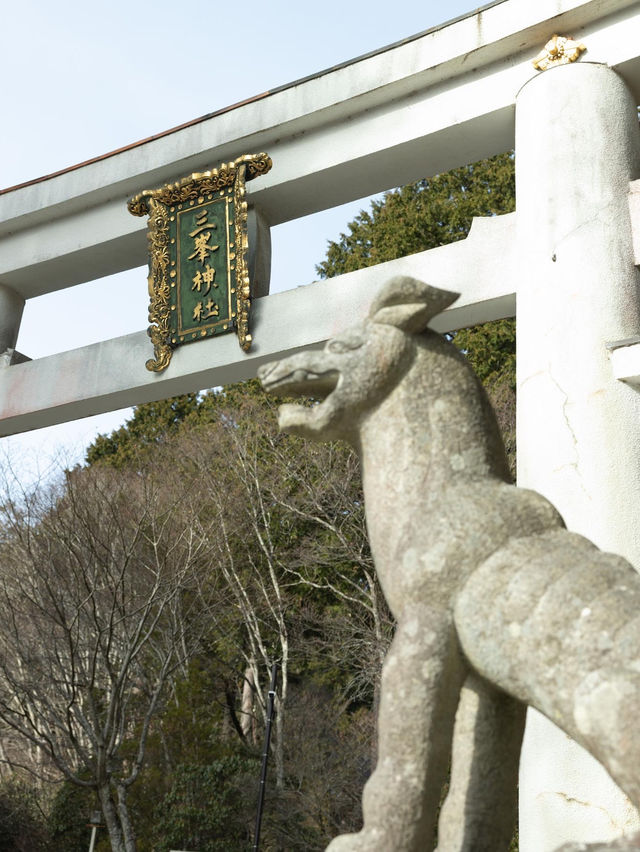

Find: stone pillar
<box><xmin>516</xmin><ymin>61</ymin><xmax>640</xmax><ymax>850</ymax></box>
<box><xmin>0</xmin><ymin>283</ymin><xmax>24</xmax><ymax>364</ymax></box>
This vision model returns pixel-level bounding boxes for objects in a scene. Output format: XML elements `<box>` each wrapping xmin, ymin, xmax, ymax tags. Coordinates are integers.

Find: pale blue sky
<box><xmin>2</xmin><ymin>0</ymin><xmax>483</xmax><ymax>467</ymax></box>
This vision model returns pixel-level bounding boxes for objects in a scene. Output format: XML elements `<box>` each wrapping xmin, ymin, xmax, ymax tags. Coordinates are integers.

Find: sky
<box><xmin>2</xmin><ymin>0</ymin><xmax>483</xmax><ymax>472</ymax></box>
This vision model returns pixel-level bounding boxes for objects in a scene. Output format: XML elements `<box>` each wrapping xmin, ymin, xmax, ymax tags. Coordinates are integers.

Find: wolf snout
<box><xmin>258</xmin><ymin>356</ymin><xmax>340</xmax><ymax>398</ymax></box>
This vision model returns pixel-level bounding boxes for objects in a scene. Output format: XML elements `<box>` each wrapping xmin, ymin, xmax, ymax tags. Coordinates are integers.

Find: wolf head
<box><xmin>258</xmin><ymin>277</ymin><xmax>458</xmax><ymax>442</ymax></box>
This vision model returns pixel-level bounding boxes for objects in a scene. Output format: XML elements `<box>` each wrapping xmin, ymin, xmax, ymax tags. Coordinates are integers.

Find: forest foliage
<box><xmin>0</xmin><ymin>154</ymin><xmax>516</xmax><ymax>850</ymax></box>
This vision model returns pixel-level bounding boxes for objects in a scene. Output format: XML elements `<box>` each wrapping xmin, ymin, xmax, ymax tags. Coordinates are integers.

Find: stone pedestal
<box><xmin>516</xmin><ymin>62</ymin><xmax>640</xmax><ymax>849</ymax></box>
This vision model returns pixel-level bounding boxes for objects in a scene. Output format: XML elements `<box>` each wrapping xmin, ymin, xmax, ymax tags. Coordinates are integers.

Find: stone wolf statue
<box><xmin>258</xmin><ymin>276</ymin><xmax>640</xmax><ymax>852</ymax></box>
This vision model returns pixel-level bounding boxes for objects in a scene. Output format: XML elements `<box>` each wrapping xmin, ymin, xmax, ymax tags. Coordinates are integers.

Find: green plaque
<box><xmin>128</xmin><ymin>153</ymin><xmax>272</xmax><ymax>372</ymax></box>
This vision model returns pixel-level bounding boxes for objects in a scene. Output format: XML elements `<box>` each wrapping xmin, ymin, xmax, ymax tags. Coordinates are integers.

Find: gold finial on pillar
<box><xmin>532</xmin><ymin>35</ymin><xmax>586</xmax><ymax>71</ymax></box>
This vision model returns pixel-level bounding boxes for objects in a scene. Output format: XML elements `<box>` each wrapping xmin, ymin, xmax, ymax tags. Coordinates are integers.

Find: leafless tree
<box><xmin>259</xmin><ymin>429</ymin><xmax>393</xmax><ymax>694</ymax></box>
<box><xmin>178</xmin><ymin>404</ymin><xmax>292</xmax><ymax>789</ymax></box>
<box><xmin>0</xmin><ymin>459</ymin><xmax>214</xmax><ymax>852</ymax></box>
<box><xmin>176</xmin><ymin>392</ymin><xmax>393</xmax><ymax>784</ymax></box>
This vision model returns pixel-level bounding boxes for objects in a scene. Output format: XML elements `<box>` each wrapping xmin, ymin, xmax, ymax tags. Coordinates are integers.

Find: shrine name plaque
<box><xmin>128</xmin><ymin>153</ymin><xmax>272</xmax><ymax>372</ymax></box>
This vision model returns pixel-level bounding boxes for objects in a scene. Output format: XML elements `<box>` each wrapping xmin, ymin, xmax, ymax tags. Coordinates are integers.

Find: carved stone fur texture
<box><xmin>258</xmin><ymin>276</ymin><xmax>640</xmax><ymax>852</ymax></box>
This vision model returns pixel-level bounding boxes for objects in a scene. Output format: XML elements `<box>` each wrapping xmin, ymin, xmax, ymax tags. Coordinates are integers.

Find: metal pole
<box><xmin>253</xmin><ymin>662</ymin><xmax>277</xmax><ymax>851</ymax></box>
<box><xmin>88</xmin><ymin>825</ymin><xmax>97</xmax><ymax>852</ymax></box>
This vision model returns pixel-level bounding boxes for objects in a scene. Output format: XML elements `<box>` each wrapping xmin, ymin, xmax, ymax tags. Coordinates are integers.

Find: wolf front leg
<box><xmin>327</xmin><ymin>605</ymin><xmax>466</xmax><ymax>852</ymax></box>
<box><xmin>436</xmin><ymin>672</ymin><xmax>525</xmax><ymax>851</ymax></box>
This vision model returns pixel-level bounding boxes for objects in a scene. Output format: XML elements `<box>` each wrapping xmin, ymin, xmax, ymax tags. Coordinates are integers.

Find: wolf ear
<box><xmin>369</xmin><ymin>276</ymin><xmax>459</xmax><ymax>333</ymax></box>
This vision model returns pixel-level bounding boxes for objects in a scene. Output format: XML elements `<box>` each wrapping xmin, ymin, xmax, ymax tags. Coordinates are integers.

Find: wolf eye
<box><xmin>327</xmin><ymin>336</ymin><xmax>364</xmax><ymax>354</ymax></box>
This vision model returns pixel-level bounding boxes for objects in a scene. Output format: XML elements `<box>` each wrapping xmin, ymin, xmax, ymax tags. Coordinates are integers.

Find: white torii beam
<box><xmin>0</xmin><ymin>214</ymin><xmax>516</xmax><ymax>436</ymax></box>
<box><xmin>0</xmin><ymin>0</ymin><xmax>639</xmax><ymax>435</ymax></box>
<box><xmin>1</xmin><ymin>0</ymin><xmax>639</xmax><ymax>304</ymax></box>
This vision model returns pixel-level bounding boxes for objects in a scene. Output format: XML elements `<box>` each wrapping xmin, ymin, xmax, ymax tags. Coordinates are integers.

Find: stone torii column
<box><xmin>516</xmin><ymin>59</ymin><xmax>640</xmax><ymax>849</ymax></box>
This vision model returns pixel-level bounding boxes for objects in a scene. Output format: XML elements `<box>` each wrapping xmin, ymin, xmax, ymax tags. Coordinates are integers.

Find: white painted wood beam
<box><xmin>1</xmin><ymin>0</ymin><xmax>639</xmax><ymax>299</ymax></box>
<box><xmin>609</xmin><ymin>339</ymin><xmax>640</xmax><ymax>386</ymax></box>
<box><xmin>0</xmin><ymin>214</ymin><xmax>516</xmax><ymax>435</ymax></box>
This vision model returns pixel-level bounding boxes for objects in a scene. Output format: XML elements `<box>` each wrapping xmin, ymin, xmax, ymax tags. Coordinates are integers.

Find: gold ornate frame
<box><xmin>128</xmin><ymin>153</ymin><xmax>272</xmax><ymax>372</ymax></box>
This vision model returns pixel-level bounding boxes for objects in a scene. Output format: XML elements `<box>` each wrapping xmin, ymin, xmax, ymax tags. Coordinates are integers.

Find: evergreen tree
<box><xmin>317</xmin><ymin>154</ymin><xmax>515</xmax><ymax>277</ymax></box>
<box><xmin>86</xmin><ymin>393</ymin><xmax>200</xmax><ymax>467</ymax></box>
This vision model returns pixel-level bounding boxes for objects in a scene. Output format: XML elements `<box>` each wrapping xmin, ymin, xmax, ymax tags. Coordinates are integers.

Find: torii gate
<box><xmin>1</xmin><ymin>0</ymin><xmax>640</xmax><ymax>847</ymax></box>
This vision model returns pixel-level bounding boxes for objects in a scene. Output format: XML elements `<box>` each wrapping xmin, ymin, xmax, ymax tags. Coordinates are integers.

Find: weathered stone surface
<box><xmin>258</xmin><ymin>276</ymin><xmax>640</xmax><ymax>851</ymax></box>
